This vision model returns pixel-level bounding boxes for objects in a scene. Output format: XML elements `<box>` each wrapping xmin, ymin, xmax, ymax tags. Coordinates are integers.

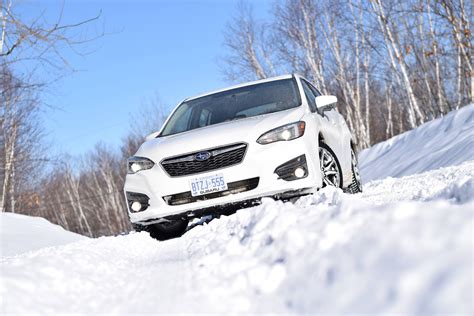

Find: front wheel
<box><xmin>318</xmin><ymin>143</ymin><xmax>343</xmax><ymax>188</ymax></box>
<box><xmin>146</xmin><ymin>219</ymin><xmax>189</xmax><ymax>241</ymax></box>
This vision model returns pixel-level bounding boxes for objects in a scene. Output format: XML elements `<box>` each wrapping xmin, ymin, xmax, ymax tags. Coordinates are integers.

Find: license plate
<box><xmin>189</xmin><ymin>173</ymin><xmax>227</xmax><ymax>197</ymax></box>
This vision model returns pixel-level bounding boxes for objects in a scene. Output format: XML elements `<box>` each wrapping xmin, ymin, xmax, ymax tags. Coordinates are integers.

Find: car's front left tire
<box><xmin>318</xmin><ymin>142</ymin><xmax>342</xmax><ymax>189</ymax></box>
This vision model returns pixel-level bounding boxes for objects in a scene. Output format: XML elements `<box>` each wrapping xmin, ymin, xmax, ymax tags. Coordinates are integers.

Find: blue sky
<box><xmin>27</xmin><ymin>0</ymin><xmax>271</xmax><ymax>156</ymax></box>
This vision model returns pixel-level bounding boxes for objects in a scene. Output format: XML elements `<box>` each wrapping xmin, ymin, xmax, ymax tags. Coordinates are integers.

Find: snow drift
<box><xmin>0</xmin><ymin>212</ymin><xmax>86</xmax><ymax>257</ymax></box>
<box><xmin>1</xmin><ymin>105</ymin><xmax>473</xmax><ymax>314</ymax></box>
<box><xmin>360</xmin><ymin>103</ymin><xmax>474</xmax><ymax>182</ymax></box>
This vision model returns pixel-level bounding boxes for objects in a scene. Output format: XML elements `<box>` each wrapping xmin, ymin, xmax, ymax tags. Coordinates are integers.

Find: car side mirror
<box><xmin>145</xmin><ymin>131</ymin><xmax>160</xmax><ymax>141</ymax></box>
<box><xmin>315</xmin><ymin>95</ymin><xmax>337</xmax><ymax>111</ymax></box>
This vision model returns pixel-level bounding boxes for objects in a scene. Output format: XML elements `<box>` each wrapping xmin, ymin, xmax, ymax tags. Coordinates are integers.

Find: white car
<box><xmin>124</xmin><ymin>74</ymin><xmax>362</xmax><ymax>240</ymax></box>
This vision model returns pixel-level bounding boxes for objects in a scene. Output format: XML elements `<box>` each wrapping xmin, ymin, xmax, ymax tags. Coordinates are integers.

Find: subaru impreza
<box><xmin>124</xmin><ymin>74</ymin><xmax>362</xmax><ymax>240</ymax></box>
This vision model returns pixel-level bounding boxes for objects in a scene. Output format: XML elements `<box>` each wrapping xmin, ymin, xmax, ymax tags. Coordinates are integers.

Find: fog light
<box><xmin>294</xmin><ymin>167</ymin><xmax>306</xmax><ymax>178</ymax></box>
<box><xmin>131</xmin><ymin>201</ymin><xmax>142</xmax><ymax>212</ymax></box>
<box><xmin>126</xmin><ymin>191</ymin><xmax>150</xmax><ymax>212</ymax></box>
<box><xmin>274</xmin><ymin>155</ymin><xmax>308</xmax><ymax>181</ymax></box>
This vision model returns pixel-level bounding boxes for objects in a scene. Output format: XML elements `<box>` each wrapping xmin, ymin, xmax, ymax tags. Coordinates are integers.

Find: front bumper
<box><xmin>124</xmin><ymin>136</ymin><xmax>321</xmax><ymax>224</ymax></box>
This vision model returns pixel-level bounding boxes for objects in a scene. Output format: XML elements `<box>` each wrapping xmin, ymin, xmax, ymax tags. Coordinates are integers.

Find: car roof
<box><xmin>185</xmin><ymin>74</ymin><xmax>300</xmax><ymax>102</ymax></box>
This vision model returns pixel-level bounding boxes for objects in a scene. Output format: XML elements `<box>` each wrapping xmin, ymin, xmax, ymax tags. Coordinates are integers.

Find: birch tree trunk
<box><xmin>370</xmin><ymin>0</ymin><xmax>425</xmax><ymax>128</ymax></box>
<box><xmin>64</xmin><ymin>167</ymin><xmax>92</xmax><ymax>236</ymax></box>
<box><xmin>439</xmin><ymin>0</ymin><xmax>473</xmax><ymax>104</ymax></box>
<box><xmin>426</xmin><ymin>0</ymin><xmax>448</xmax><ymax>112</ymax></box>
<box><xmin>0</xmin><ymin>0</ymin><xmax>11</xmax><ymax>54</ymax></box>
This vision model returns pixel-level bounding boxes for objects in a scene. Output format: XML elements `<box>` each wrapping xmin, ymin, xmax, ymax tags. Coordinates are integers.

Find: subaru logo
<box><xmin>194</xmin><ymin>151</ymin><xmax>212</xmax><ymax>161</ymax></box>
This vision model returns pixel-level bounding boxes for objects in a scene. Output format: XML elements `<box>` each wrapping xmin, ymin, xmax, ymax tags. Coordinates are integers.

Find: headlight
<box><xmin>127</xmin><ymin>156</ymin><xmax>155</xmax><ymax>174</ymax></box>
<box><xmin>257</xmin><ymin>121</ymin><xmax>306</xmax><ymax>145</ymax></box>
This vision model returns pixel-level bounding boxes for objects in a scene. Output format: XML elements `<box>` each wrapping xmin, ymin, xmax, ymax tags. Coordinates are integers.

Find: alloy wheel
<box><xmin>319</xmin><ymin>146</ymin><xmax>341</xmax><ymax>188</ymax></box>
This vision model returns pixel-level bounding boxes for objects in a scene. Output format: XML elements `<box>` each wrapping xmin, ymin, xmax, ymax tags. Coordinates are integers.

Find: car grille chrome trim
<box><xmin>161</xmin><ymin>143</ymin><xmax>248</xmax><ymax>177</ymax></box>
<box><xmin>162</xmin><ymin>177</ymin><xmax>259</xmax><ymax>206</ymax></box>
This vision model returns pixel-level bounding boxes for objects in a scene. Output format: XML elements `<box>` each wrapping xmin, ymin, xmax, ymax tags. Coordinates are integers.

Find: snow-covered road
<box><xmin>1</xmin><ymin>105</ymin><xmax>473</xmax><ymax>314</ymax></box>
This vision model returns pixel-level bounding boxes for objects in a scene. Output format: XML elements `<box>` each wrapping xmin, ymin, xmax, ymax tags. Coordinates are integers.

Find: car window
<box><xmin>301</xmin><ymin>80</ymin><xmax>318</xmax><ymax>113</ymax></box>
<box><xmin>236</xmin><ymin>103</ymin><xmax>279</xmax><ymax>117</ymax></box>
<box><xmin>306</xmin><ymin>81</ymin><xmax>336</xmax><ymax>112</ymax></box>
<box><xmin>308</xmin><ymin>81</ymin><xmax>322</xmax><ymax>97</ymax></box>
<box><xmin>198</xmin><ymin>108</ymin><xmax>212</xmax><ymax>127</ymax></box>
<box><xmin>163</xmin><ymin>103</ymin><xmax>193</xmax><ymax>135</ymax></box>
<box><xmin>160</xmin><ymin>78</ymin><xmax>301</xmax><ymax>137</ymax></box>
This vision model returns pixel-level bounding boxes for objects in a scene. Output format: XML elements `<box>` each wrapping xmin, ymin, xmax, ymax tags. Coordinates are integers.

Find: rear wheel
<box><xmin>347</xmin><ymin>148</ymin><xmax>363</xmax><ymax>193</ymax></box>
<box><xmin>318</xmin><ymin>143</ymin><xmax>342</xmax><ymax>188</ymax></box>
<box><xmin>141</xmin><ymin>219</ymin><xmax>189</xmax><ymax>241</ymax></box>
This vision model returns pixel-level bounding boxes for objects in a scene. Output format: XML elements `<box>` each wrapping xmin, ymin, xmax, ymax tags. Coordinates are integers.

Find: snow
<box><xmin>0</xmin><ymin>213</ymin><xmax>86</xmax><ymax>257</ymax></box>
<box><xmin>360</xmin><ymin>103</ymin><xmax>474</xmax><ymax>182</ymax></box>
<box><xmin>1</xmin><ymin>105</ymin><xmax>473</xmax><ymax>314</ymax></box>
<box><xmin>363</xmin><ymin>160</ymin><xmax>474</xmax><ymax>205</ymax></box>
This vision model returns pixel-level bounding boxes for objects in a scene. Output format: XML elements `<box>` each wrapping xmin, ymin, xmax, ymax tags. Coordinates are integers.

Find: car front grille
<box><xmin>161</xmin><ymin>143</ymin><xmax>247</xmax><ymax>177</ymax></box>
<box><xmin>162</xmin><ymin>177</ymin><xmax>259</xmax><ymax>206</ymax></box>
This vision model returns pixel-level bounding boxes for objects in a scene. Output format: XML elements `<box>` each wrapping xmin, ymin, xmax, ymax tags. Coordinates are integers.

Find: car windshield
<box><xmin>160</xmin><ymin>78</ymin><xmax>301</xmax><ymax>137</ymax></box>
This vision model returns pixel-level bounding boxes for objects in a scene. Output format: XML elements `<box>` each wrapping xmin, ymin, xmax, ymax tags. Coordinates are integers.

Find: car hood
<box><xmin>135</xmin><ymin>107</ymin><xmax>306</xmax><ymax>161</ymax></box>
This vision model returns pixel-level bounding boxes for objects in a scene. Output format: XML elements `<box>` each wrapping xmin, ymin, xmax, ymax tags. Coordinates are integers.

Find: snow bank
<box><xmin>363</xmin><ymin>160</ymin><xmax>474</xmax><ymax>205</ymax></box>
<box><xmin>360</xmin><ymin>104</ymin><xmax>474</xmax><ymax>181</ymax></box>
<box><xmin>1</xmin><ymin>162</ymin><xmax>472</xmax><ymax>314</ymax></box>
<box><xmin>0</xmin><ymin>212</ymin><xmax>86</xmax><ymax>257</ymax></box>
<box><xmin>184</xmin><ymin>188</ymin><xmax>472</xmax><ymax>314</ymax></box>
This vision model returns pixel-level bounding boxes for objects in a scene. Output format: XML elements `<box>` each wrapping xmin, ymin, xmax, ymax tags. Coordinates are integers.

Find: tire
<box><xmin>347</xmin><ymin>148</ymin><xmax>363</xmax><ymax>194</ymax></box>
<box><xmin>146</xmin><ymin>219</ymin><xmax>189</xmax><ymax>241</ymax></box>
<box><xmin>318</xmin><ymin>143</ymin><xmax>343</xmax><ymax>189</ymax></box>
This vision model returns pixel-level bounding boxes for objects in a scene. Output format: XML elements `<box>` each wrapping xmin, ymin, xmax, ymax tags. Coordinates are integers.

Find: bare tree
<box><xmin>221</xmin><ymin>0</ymin><xmax>472</xmax><ymax>148</ymax></box>
<box><xmin>1</xmin><ymin>0</ymin><xmax>101</xmax><ymax>214</ymax></box>
<box><xmin>432</xmin><ymin>0</ymin><xmax>472</xmax><ymax>107</ymax></box>
<box><xmin>0</xmin><ymin>66</ymin><xmax>44</xmax><ymax>212</ymax></box>
<box><xmin>1</xmin><ymin>0</ymin><xmax>101</xmax><ymax>73</ymax></box>
<box><xmin>273</xmin><ymin>0</ymin><xmax>329</xmax><ymax>93</ymax></box>
<box><xmin>222</xmin><ymin>1</ymin><xmax>277</xmax><ymax>81</ymax></box>
<box><xmin>369</xmin><ymin>0</ymin><xmax>427</xmax><ymax>128</ymax></box>
<box><xmin>20</xmin><ymin>93</ymin><xmax>169</xmax><ymax>237</ymax></box>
